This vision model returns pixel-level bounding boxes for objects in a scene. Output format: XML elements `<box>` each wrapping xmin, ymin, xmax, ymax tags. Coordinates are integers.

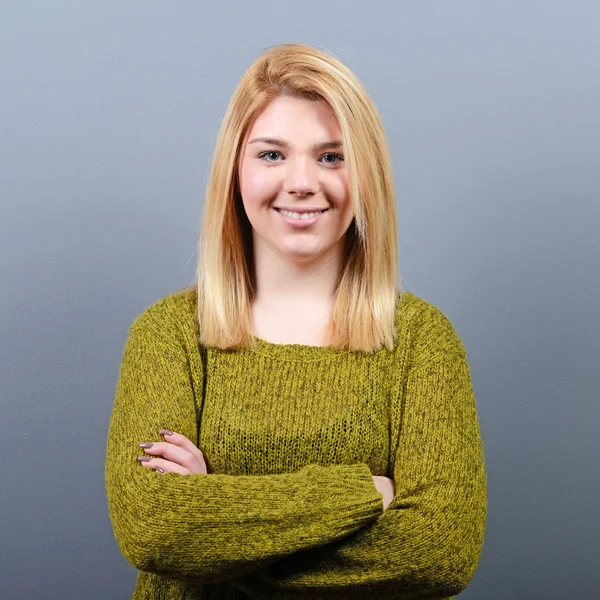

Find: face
<box><xmin>237</xmin><ymin>96</ymin><xmax>354</xmax><ymax>265</ymax></box>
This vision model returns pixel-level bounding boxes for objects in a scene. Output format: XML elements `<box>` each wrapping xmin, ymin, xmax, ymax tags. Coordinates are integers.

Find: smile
<box><xmin>274</xmin><ymin>207</ymin><xmax>329</xmax><ymax>225</ymax></box>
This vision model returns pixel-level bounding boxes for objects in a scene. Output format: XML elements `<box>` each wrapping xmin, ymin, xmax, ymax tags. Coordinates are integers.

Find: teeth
<box><xmin>278</xmin><ymin>209</ymin><xmax>326</xmax><ymax>220</ymax></box>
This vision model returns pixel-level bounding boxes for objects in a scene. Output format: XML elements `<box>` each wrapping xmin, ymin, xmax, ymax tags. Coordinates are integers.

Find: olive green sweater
<box><xmin>104</xmin><ymin>289</ymin><xmax>487</xmax><ymax>600</ymax></box>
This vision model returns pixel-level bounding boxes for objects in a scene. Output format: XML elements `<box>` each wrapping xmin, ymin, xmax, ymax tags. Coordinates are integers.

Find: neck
<box><xmin>252</xmin><ymin>239</ymin><xmax>344</xmax><ymax>308</ymax></box>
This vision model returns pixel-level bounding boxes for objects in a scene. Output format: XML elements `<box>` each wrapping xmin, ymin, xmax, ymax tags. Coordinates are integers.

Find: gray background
<box><xmin>1</xmin><ymin>1</ymin><xmax>598</xmax><ymax>598</ymax></box>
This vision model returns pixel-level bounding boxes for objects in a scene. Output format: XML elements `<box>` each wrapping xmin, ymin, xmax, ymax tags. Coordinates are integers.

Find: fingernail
<box><xmin>137</xmin><ymin>456</ymin><xmax>152</xmax><ymax>462</ymax></box>
<box><xmin>139</xmin><ymin>442</ymin><xmax>153</xmax><ymax>448</ymax></box>
<box><xmin>160</xmin><ymin>429</ymin><xmax>174</xmax><ymax>436</ymax></box>
<box><xmin>156</xmin><ymin>467</ymin><xmax>165</xmax><ymax>473</ymax></box>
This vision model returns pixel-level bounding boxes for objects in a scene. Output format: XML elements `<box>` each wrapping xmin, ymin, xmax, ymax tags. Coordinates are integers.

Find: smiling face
<box><xmin>237</xmin><ymin>96</ymin><xmax>354</xmax><ymax>265</ymax></box>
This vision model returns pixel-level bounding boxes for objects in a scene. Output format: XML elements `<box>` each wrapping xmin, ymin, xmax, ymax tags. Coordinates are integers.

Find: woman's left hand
<box><xmin>137</xmin><ymin>429</ymin><xmax>208</xmax><ymax>475</ymax></box>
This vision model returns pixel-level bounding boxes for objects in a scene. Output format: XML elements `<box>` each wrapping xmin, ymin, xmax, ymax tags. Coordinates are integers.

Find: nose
<box><xmin>283</xmin><ymin>156</ymin><xmax>319</xmax><ymax>196</ymax></box>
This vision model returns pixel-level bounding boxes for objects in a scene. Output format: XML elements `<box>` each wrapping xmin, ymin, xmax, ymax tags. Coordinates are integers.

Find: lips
<box><xmin>274</xmin><ymin>208</ymin><xmax>329</xmax><ymax>214</ymax></box>
<box><xmin>274</xmin><ymin>207</ymin><xmax>329</xmax><ymax>226</ymax></box>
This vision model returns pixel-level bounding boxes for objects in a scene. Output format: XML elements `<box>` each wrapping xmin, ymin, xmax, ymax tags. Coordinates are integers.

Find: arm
<box><xmin>230</xmin><ymin>345</ymin><xmax>487</xmax><ymax>598</ymax></box>
<box><xmin>104</xmin><ymin>311</ymin><xmax>384</xmax><ymax>584</ymax></box>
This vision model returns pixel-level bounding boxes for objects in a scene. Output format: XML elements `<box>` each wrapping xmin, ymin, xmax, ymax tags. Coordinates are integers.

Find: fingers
<box><xmin>159</xmin><ymin>430</ymin><xmax>206</xmax><ymax>464</ymax></box>
<box><xmin>137</xmin><ymin>430</ymin><xmax>207</xmax><ymax>475</ymax></box>
<box><xmin>138</xmin><ymin>456</ymin><xmax>188</xmax><ymax>475</ymax></box>
<box><xmin>140</xmin><ymin>441</ymin><xmax>195</xmax><ymax>469</ymax></box>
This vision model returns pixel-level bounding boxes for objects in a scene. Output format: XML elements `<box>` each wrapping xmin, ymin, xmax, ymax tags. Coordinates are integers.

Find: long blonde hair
<box><xmin>186</xmin><ymin>42</ymin><xmax>402</xmax><ymax>352</ymax></box>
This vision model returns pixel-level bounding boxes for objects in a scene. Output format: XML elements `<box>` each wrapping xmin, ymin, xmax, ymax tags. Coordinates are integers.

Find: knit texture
<box><xmin>104</xmin><ymin>289</ymin><xmax>487</xmax><ymax>600</ymax></box>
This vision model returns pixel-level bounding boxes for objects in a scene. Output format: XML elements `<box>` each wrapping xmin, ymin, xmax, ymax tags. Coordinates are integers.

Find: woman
<box><xmin>105</xmin><ymin>42</ymin><xmax>487</xmax><ymax>600</ymax></box>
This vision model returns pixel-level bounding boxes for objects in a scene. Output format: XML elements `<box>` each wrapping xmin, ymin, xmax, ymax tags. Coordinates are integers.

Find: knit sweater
<box><xmin>104</xmin><ymin>289</ymin><xmax>487</xmax><ymax>600</ymax></box>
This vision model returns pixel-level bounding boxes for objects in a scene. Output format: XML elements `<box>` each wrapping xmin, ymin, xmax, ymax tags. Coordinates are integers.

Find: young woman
<box><xmin>105</xmin><ymin>43</ymin><xmax>487</xmax><ymax>600</ymax></box>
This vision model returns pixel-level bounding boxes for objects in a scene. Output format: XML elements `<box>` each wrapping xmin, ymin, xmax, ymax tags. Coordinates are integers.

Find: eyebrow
<box><xmin>248</xmin><ymin>137</ymin><xmax>343</xmax><ymax>151</ymax></box>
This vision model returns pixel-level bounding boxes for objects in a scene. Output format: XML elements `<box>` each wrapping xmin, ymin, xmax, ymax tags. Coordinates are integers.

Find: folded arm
<box><xmin>230</xmin><ymin>340</ymin><xmax>488</xmax><ymax>598</ymax></box>
<box><xmin>105</xmin><ymin>312</ymin><xmax>384</xmax><ymax>584</ymax></box>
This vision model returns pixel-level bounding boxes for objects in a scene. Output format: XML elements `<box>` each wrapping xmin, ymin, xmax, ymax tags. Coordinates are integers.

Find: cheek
<box><xmin>240</xmin><ymin>164</ymin><xmax>275</xmax><ymax>200</ymax></box>
<box><xmin>327</xmin><ymin>173</ymin><xmax>350</xmax><ymax>207</ymax></box>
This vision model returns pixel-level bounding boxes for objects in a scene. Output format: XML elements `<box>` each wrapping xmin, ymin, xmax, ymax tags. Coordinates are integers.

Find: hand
<box><xmin>372</xmin><ymin>475</ymin><xmax>396</xmax><ymax>511</ymax></box>
<box><xmin>137</xmin><ymin>429</ymin><xmax>208</xmax><ymax>475</ymax></box>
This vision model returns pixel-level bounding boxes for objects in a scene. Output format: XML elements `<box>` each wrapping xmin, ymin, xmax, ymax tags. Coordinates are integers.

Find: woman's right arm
<box><xmin>228</xmin><ymin>306</ymin><xmax>487</xmax><ymax>600</ymax></box>
<box><xmin>104</xmin><ymin>309</ymin><xmax>384</xmax><ymax>584</ymax></box>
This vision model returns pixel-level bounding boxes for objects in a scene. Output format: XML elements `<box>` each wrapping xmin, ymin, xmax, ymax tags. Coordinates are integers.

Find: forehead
<box><xmin>246</xmin><ymin>96</ymin><xmax>341</xmax><ymax>143</ymax></box>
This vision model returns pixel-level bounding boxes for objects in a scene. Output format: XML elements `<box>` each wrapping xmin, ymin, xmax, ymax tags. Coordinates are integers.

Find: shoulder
<box><xmin>394</xmin><ymin>291</ymin><xmax>468</xmax><ymax>366</ymax></box>
<box><xmin>129</xmin><ymin>286</ymin><xmax>198</xmax><ymax>345</ymax></box>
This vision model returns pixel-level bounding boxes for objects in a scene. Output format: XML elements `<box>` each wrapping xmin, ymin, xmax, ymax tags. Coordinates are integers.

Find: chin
<box><xmin>280</xmin><ymin>246</ymin><xmax>329</xmax><ymax>262</ymax></box>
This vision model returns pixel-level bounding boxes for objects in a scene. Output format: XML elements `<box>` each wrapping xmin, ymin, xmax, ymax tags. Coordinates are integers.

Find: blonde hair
<box><xmin>186</xmin><ymin>42</ymin><xmax>402</xmax><ymax>352</ymax></box>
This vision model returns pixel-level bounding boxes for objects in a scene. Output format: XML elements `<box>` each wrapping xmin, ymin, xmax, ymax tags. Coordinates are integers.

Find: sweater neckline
<box><xmin>246</xmin><ymin>292</ymin><xmax>410</xmax><ymax>362</ymax></box>
<box><xmin>249</xmin><ymin>335</ymin><xmax>348</xmax><ymax>362</ymax></box>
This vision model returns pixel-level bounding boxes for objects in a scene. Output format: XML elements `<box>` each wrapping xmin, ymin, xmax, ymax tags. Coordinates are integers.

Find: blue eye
<box><xmin>258</xmin><ymin>151</ymin><xmax>283</xmax><ymax>162</ymax></box>
<box><xmin>321</xmin><ymin>152</ymin><xmax>344</xmax><ymax>164</ymax></box>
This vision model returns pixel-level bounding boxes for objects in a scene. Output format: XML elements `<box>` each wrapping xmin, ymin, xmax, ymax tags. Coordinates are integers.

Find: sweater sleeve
<box><xmin>104</xmin><ymin>309</ymin><xmax>384</xmax><ymax>584</ymax></box>
<box><xmin>229</xmin><ymin>321</ymin><xmax>487</xmax><ymax>598</ymax></box>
